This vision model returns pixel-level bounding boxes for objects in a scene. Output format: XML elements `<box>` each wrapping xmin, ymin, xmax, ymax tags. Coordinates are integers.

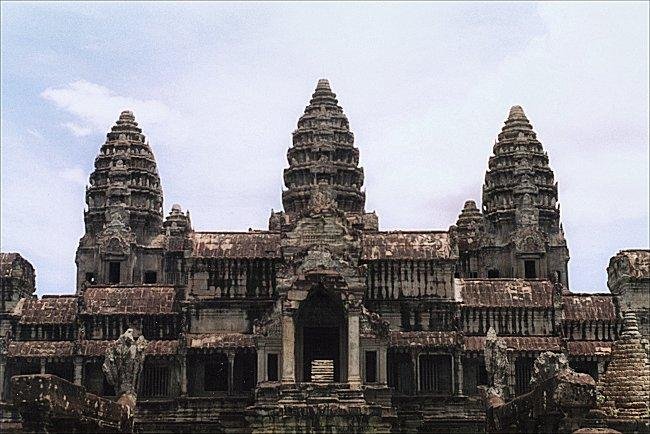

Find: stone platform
<box><xmin>247</xmin><ymin>382</ymin><xmax>395</xmax><ymax>434</ymax></box>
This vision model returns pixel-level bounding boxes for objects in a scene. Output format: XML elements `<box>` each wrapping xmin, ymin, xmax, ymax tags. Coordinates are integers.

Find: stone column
<box><xmin>379</xmin><ymin>345</ymin><xmax>388</xmax><ymax>384</ymax></box>
<box><xmin>597</xmin><ymin>360</ymin><xmax>606</xmax><ymax>381</ymax></box>
<box><xmin>0</xmin><ymin>358</ymin><xmax>6</xmax><ymax>400</ymax></box>
<box><xmin>180</xmin><ymin>355</ymin><xmax>187</xmax><ymax>396</ymax></box>
<box><xmin>73</xmin><ymin>356</ymin><xmax>83</xmax><ymax>386</ymax></box>
<box><xmin>411</xmin><ymin>351</ymin><xmax>419</xmax><ymax>392</ymax></box>
<box><xmin>281</xmin><ymin>314</ymin><xmax>295</xmax><ymax>383</ymax></box>
<box><xmin>347</xmin><ymin>313</ymin><xmax>361</xmax><ymax>388</ymax></box>
<box><xmin>257</xmin><ymin>347</ymin><xmax>265</xmax><ymax>383</ymax></box>
<box><xmin>455</xmin><ymin>353</ymin><xmax>464</xmax><ymax>396</ymax></box>
<box><xmin>227</xmin><ymin>352</ymin><xmax>235</xmax><ymax>394</ymax></box>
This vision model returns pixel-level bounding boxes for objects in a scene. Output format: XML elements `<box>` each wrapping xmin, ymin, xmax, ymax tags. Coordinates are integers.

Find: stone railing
<box><xmin>11</xmin><ymin>374</ymin><xmax>131</xmax><ymax>433</ymax></box>
<box><xmin>484</xmin><ymin>369</ymin><xmax>597</xmax><ymax>434</ymax></box>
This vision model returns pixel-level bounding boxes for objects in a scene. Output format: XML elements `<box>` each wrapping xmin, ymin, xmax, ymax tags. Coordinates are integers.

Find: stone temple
<box><xmin>0</xmin><ymin>79</ymin><xmax>648</xmax><ymax>433</ymax></box>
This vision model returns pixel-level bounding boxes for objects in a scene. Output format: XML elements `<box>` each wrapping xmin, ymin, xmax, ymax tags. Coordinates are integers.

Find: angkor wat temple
<box><xmin>1</xmin><ymin>79</ymin><xmax>648</xmax><ymax>433</ymax></box>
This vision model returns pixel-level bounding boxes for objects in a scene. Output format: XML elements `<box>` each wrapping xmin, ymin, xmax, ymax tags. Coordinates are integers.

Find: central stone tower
<box><xmin>282</xmin><ymin>79</ymin><xmax>366</xmax><ymax>215</ymax></box>
<box><xmin>75</xmin><ymin>111</ymin><xmax>166</xmax><ymax>291</ymax></box>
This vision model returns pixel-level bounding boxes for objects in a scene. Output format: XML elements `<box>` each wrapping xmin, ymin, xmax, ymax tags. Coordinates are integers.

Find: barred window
<box><xmin>419</xmin><ymin>354</ymin><xmax>452</xmax><ymax>394</ymax></box>
<box><xmin>515</xmin><ymin>357</ymin><xmax>535</xmax><ymax>395</ymax></box>
<box><xmin>141</xmin><ymin>363</ymin><xmax>170</xmax><ymax>398</ymax></box>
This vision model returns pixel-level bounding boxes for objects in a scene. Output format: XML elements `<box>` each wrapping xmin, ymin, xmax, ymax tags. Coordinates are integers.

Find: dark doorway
<box><xmin>570</xmin><ymin>359</ymin><xmax>599</xmax><ymax>380</ymax></box>
<box><xmin>143</xmin><ymin>270</ymin><xmax>157</xmax><ymax>284</ymax></box>
<box><xmin>388</xmin><ymin>351</ymin><xmax>414</xmax><ymax>394</ymax></box>
<box><xmin>108</xmin><ymin>261</ymin><xmax>121</xmax><ymax>284</ymax></box>
<box><xmin>524</xmin><ymin>260</ymin><xmax>537</xmax><ymax>278</ymax></box>
<box><xmin>365</xmin><ymin>351</ymin><xmax>377</xmax><ymax>383</ymax></box>
<box><xmin>267</xmin><ymin>353</ymin><xmax>278</xmax><ymax>381</ymax></box>
<box><xmin>303</xmin><ymin>326</ymin><xmax>340</xmax><ymax>382</ymax></box>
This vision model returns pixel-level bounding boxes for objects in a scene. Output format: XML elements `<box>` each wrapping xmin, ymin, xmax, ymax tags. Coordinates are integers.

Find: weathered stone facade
<box><xmin>1</xmin><ymin>79</ymin><xmax>648</xmax><ymax>433</ymax></box>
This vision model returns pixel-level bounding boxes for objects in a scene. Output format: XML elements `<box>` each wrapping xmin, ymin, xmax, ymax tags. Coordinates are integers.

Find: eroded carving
<box><xmin>102</xmin><ymin>329</ymin><xmax>148</xmax><ymax>399</ymax></box>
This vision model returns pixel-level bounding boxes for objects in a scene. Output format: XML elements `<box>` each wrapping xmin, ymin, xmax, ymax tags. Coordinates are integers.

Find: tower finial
<box><xmin>282</xmin><ymin>79</ymin><xmax>365</xmax><ymax>215</ymax></box>
<box><xmin>316</xmin><ymin>78</ymin><xmax>331</xmax><ymax>91</ymax></box>
<box><xmin>508</xmin><ymin>105</ymin><xmax>527</xmax><ymax>120</ymax></box>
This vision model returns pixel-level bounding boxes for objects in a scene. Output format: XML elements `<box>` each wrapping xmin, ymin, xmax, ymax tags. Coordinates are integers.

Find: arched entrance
<box><xmin>295</xmin><ymin>285</ymin><xmax>347</xmax><ymax>382</ymax></box>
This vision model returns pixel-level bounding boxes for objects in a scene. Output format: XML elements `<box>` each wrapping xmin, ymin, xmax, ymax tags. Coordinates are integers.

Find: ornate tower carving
<box><xmin>455</xmin><ymin>106</ymin><xmax>570</xmax><ymax>285</ymax></box>
<box><xmin>76</xmin><ymin>111</ymin><xmax>165</xmax><ymax>291</ymax></box>
<box><xmin>281</xmin><ymin>79</ymin><xmax>366</xmax><ymax>216</ymax></box>
<box><xmin>482</xmin><ymin>106</ymin><xmax>561</xmax><ymax>236</ymax></box>
<box><xmin>84</xmin><ymin>111</ymin><xmax>163</xmax><ymax>240</ymax></box>
<box><xmin>451</xmin><ymin>200</ymin><xmax>484</xmax><ymax>278</ymax></box>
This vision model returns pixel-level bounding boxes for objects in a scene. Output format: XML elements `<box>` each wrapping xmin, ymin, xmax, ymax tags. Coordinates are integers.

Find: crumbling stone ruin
<box><xmin>8</xmin><ymin>329</ymin><xmax>147</xmax><ymax>433</ymax></box>
<box><xmin>598</xmin><ymin>312</ymin><xmax>650</xmax><ymax>432</ymax></box>
<box><xmin>483</xmin><ymin>342</ymin><xmax>599</xmax><ymax>434</ymax></box>
<box><xmin>0</xmin><ymin>79</ymin><xmax>648</xmax><ymax>433</ymax></box>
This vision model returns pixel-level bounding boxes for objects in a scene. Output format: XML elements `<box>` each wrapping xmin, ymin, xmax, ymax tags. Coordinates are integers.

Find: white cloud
<box><xmin>59</xmin><ymin>166</ymin><xmax>88</xmax><ymax>186</ymax></box>
<box><xmin>62</xmin><ymin>121</ymin><xmax>93</xmax><ymax>137</ymax></box>
<box><xmin>27</xmin><ymin>128</ymin><xmax>43</xmax><ymax>139</ymax></box>
<box><xmin>41</xmin><ymin>80</ymin><xmax>176</xmax><ymax>136</ymax></box>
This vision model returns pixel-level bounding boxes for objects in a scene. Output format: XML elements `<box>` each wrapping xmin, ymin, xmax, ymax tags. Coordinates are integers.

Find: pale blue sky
<box><xmin>1</xmin><ymin>2</ymin><xmax>648</xmax><ymax>295</ymax></box>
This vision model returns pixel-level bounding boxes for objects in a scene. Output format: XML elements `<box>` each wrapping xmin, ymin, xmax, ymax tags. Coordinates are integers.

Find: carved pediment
<box><xmin>512</xmin><ymin>227</ymin><xmax>546</xmax><ymax>253</ymax></box>
<box><xmin>98</xmin><ymin>205</ymin><xmax>135</xmax><ymax>257</ymax></box>
<box><xmin>359</xmin><ymin>305</ymin><xmax>389</xmax><ymax>338</ymax></box>
<box><xmin>298</xmin><ymin>248</ymin><xmax>341</xmax><ymax>274</ymax></box>
<box><xmin>253</xmin><ymin>309</ymin><xmax>282</xmax><ymax>338</ymax></box>
<box><xmin>307</xmin><ymin>183</ymin><xmax>337</xmax><ymax>216</ymax></box>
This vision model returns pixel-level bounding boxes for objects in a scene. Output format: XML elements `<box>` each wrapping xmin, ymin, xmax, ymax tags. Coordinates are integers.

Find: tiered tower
<box><xmin>84</xmin><ymin>111</ymin><xmax>163</xmax><ymax>241</ymax></box>
<box><xmin>599</xmin><ymin>312</ymin><xmax>650</xmax><ymax>419</ymax></box>
<box><xmin>281</xmin><ymin>79</ymin><xmax>365</xmax><ymax>215</ymax></box>
<box><xmin>452</xmin><ymin>200</ymin><xmax>484</xmax><ymax>278</ymax></box>
<box><xmin>76</xmin><ymin>111</ymin><xmax>165</xmax><ymax>291</ymax></box>
<box><xmin>454</xmin><ymin>106</ymin><xmax>569</xmax><ymax>284</ymax></box>
<box><xmin>482</xmin><ymin>106</ymin><xmax>561</xmax><ymax>236</ymax></box>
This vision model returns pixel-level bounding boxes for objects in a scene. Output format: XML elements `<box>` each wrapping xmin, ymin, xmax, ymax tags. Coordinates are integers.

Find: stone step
<box><xmin>311</xmin><ymin>359</ymin><xmax>334</xmax><ymax>383</ymax></box>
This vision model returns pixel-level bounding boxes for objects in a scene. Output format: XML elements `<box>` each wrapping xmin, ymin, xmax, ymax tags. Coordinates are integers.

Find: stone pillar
<box><xmin>379</xmin><ymin>345</ymin><xmax>388</xmax><ymax>384</ymax></box>
<box><xmin>0</xmin><ymin>358</ymin><xmax>5</xmax><ymax>400</ymax></box>
<box><xmin>455</xmin><ymin>353</ymin><xmax>464</xmax><ymax>396</ymax></box>
<box><xmin>411</xmin><ymin>351</ymin><xmax>419</xmax><ymax>392</ymax></box>
<box><xmin>597</xmin><ymin>360</ymin><xmax>606</xmax><ymax>381</ymax></box>
<box><xmin>281</xmin><ymin>314</ymin><xmax>295</xmax><ymax>383</ymax></box>
<box><xmin>257</xmin><ymin>347</ymin><xmax>265</xmax><ymax>383</ymax></box>
<box><xmin>227</xmin><ymin>352</ymin><xmax>235</xmax><ymax>394</ymax></box>
<box><xmin>180</xmin><ymin>355</ymin><xmax>187</xmax><ymax>396</ymax></box>
<box><xmin>347</xmin><ymin>313</ymin><xmax>361</xmax><ymax>388</ymax></box>
<box><xmin>74</xmin><ymin>356</ymin><xmax>83</xmax><ymax>386</ymax></box>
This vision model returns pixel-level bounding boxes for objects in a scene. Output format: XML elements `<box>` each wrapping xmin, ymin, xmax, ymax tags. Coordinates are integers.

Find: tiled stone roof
<box><xmin>562</xmin><ymin>294</ymin><xmax>617</xmax><ymax>321</ymax></box>
<box><xmin>464</xmin><ymin>335</ymin><xmax>562</xmax><ymax>353</ymax></box>
<box><xmin>361</xmin><ymin>232</ymin><xmax>455</xmax><ymax>260</ymax></box>
<box><xmin>18</xmin><ymin>296</ymin><xmax>78</xmax><ymax>324</ymax></box>
<box><xmin>187</xmin><ymin>333</ymin><xmax>255</xmax><ymax>350</ymax></box>
<box><xmin>8</xmin><ymin>341</ymin><xmax>75</xmax><ymax>357</ymax></box>
<box><xmin>566</xmin><ymin>340</ymin><xmax>613</xmax><ymax>357</ymax></box>
<box><xmin>388</xmin><ymin>331</ymin><xmax>460</xmax><ymax>348</ymax></box>
<box><xmin>458</xmin><ymin>278</ymin><xmax>554</xmax><ymax>308</ymax></box>
<box><xmin>82</xmin><ymin>286</ymin><xmax>176</xmax><ymax>315</ymax></box>
<box><xmin>190</xmin><ymin>232</ymin><xmax>281</xmax><ymax>259</ymax></box>
<box><xmin>80</xmin><ymin>339</ymin><xmax>178</xmax><ymax>356</ymax></box>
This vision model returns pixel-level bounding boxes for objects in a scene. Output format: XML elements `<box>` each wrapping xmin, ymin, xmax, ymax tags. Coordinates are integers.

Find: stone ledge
<box><xmin>11</xmin><ymin>374</ymin><xmax>131</xmax><ymax>433</ymax></box>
